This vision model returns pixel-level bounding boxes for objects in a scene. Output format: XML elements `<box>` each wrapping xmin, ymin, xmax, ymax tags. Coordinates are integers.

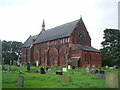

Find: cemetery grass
<box><xmin>2</xmin><ymin>65</ymin><xmax>118</xmax><ymax>88</ymax></box>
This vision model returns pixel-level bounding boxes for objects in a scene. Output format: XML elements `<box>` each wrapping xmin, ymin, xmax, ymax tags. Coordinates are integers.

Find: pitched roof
<box><xmin>33</xmin><ymin>19</ymin><xmax>81</xmax><ymax>44</ymax></box>
<box><xmin>22</xmin><ymin>18</ymin><xmax>86</xmax><ymax>47</ymax></box>
<box><xmin>22</xmin><ymin>35</ymin><xmax>38</xmax><ymax>48</ymax></box>
<box><xmin>75</xmin><ymin>44</ymin><xmax>100</xmax><ymax>52</ymax></box>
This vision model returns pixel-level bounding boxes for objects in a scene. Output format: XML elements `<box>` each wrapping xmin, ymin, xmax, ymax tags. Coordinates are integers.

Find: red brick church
<box><xmin>21</xmin><ymin>17</ymin><xmax>102</xmax><ymax>67</ymax></box>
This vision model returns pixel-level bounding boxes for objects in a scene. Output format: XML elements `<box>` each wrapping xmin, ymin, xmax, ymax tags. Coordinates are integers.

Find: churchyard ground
<box><xmin>1</xmin><ymin>65</ymin><xmax>119</xmax><ymax>88</ymax></box>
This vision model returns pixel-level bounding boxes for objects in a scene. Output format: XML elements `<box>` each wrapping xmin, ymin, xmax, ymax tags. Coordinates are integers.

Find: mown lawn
<box><xmin>2</xmin><ymin>65</ymin><xmax>119</xmax><ymax>88</ymax></box>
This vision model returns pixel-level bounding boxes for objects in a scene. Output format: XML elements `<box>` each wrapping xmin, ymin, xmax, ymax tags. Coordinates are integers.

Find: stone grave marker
<box><xmin>109</xmin><ymin>67</ymin><xmax>113</xmax><ymax>70</ymax></box>
<box><xmin>106</xmin><ymin>72</ymin><xmax>118</xmax><ymax>88</ymax></box>
<box><xmin>36</xmin><ymin>60</ymin><xmax>39</xmax><ymax>67</ymax></box>
<box><xmin>56</xmin><ymin>71</ymin><xmax>62</xmax><ymax>75</ymax></box>
<box><xmin>85</xmin><ymin>67</ymin><xmax>90</xmax><ymax>73</ymax></box>
<box><xmin>7</xmin><ymin>65</ymin><xmax>10</xmax><ymax>72</ymax></box>
<box><xmin>27</xmin><ymin>62</ymin><xmax>30</xmax><ymax>71</ymax></box>
<box><xmin>68</xmin><ymin>65</ymin><xmax>71</xmax><ymax>69</ymax></box>
<box><xmin>96</xmin><ymin>70</ymin><xmax>106</xmax><ymax>79</ymax></box>
<box><xmin>62</xmin><ymin>68</ymin><xmax>68</xmax><ymax>72</ymax></box>
<box><xmin>17</xmin><ymin>75</ymin><xmax>24</xmax><ymax>87</ymax></box>
<box><xmin>92</xmin><ymin>65</ymin><xmax>95</xmax><ymax>68</ymax></box>
<box><xmin>40</xmin><ymin>67</ymin><xmax>45</xmax><ymax>74</ymax></box>
<box><xmin>91</xmin><ymin>69</ymin><xmax>98</xmax><ymax>74</ymax></box>
<box><xmin>72</xmin><ymin>66</ymin><xmax>75</xmax><ymax>69</ymax></box>
<box><xmin>47</xmin><ymin>68</ymin><xmax>52</xmax><ymax>74</ymax></box>
<box><xmin>99</xmin><ymin>70</ymin><xmax>105</xmax><ymax>74</ymax></box>
<box><xmin>96</xmin><ymin>73</ymin><xmax>105</xmax><ymax>79</ymax></box>
<box><xmin>106</xmin><ymin>65</ymin><xmax>108</xmax><ymax>69</ymax></box>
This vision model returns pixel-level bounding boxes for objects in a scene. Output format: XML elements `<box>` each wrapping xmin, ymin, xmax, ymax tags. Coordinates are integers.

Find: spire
<box><xmin>42</xmin><ymin>19</ymin><xmax>45</xmax><ymax>31</ymax></box>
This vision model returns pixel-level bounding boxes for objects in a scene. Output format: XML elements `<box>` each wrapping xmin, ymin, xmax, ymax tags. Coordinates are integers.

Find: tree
<box><xmin>2</xmin><ymin>40</ymin><xmax>23</xmax><ymax>65</ymax></box>
<box><xmin>100</xmin><ymin>29</ymin><xmax>120</xmax><ymax>66</ymax></box>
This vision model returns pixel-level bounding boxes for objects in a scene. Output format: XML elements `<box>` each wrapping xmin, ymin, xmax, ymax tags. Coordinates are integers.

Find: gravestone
<box><xmin>8</xmin><ymin>65</ymin><xmax>10</xmax><ymax>72</ymax></box>
<box><xmin>109</xmin><ymin>67</ymin><xmax>113</xmax><ymax>70</ymax></box>
<box><xmin>40</xmin><ymin>67</ymin><xmax>45</xmax><ymax>74</ymax></box>
<box><xmin>96</xmin><ymin>73</ymin><xmax>105</xmax><ymax>79</ymax></box>
<box><xmin>106</xmin><ymin>72</ymin><xmax>118</xmax><ymax>88</ymax></box>
<box><xmin>68</xmin><ymin>65</ymin><xmax>71</xmax><ymax>69</ymax></box>
<box><xmin>99</xmin><ymin>70</ymin><xmax>105</xmax><ymax>74</ymax></box>
<box><xmin>103</xmin><ymin>66</ymin><xmax>106</xmax><ymax>70</ymax></box>
<box><xmin>47</xmin><ymin>68</ymin><xmax>52</xmax><ymax>74</ymax></box>
<box><xmin>36</xmin><ymin>61</ymin><xmax>39</xmax><ymax>66</ymax></box>
<box><xmin>56</xmin><ymin>72</ymin><xmax>62</xmax><ymax>75</ymax></box>
<box><xmin>85</xmin><ymin>67</ymin><xmax>90</xmax><ymax>73</ymax></box>
<box><xmin>72</xmin><ymin>66</ymin><xmax>75</xmax><ymax>69</ymax></box>
<box><xmin>19</xmin><ymin>71</ymin><xmax>23</xmax><ymax>74</ymax></box>
<box><xmin>92</xmin><ymin>65</ymin><xmax>95</xmax><ymax>68</ymax></box>
<box><xmin>62</xmin><ymin>68</ymin><xmax>68</xmax><ymax>72</ymax></box>
<box><xmin>106</xmin><ymin>66</ymin><xmax>108</xmax><ymax>69</ymax></box>
<box><xmin>91</xmin><ymin>69</ymin><xmax>98</xmax><ymax>74</ymax></box>
<box><xmin>27</xmin><ymin>62</ymin><xmax>30</xmax><ymax>71</ymax></box>
<box><xmin>17</xmin><ymin>75</ymin><xmax>24</xmax><ymax>87</ymax></box>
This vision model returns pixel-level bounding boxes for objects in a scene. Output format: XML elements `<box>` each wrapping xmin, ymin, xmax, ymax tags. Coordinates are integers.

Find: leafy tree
<box><xmin>2</xmin><ymin>40</ymin><xmax>22</xmax><ymax>64</ymax></box>
<box><xmin>100</xmin><ymin>29</ymin><xmax>120</xmax><ymax>66</ymax></box>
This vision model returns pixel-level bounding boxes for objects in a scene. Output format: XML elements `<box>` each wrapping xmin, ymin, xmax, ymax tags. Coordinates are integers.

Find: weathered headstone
<box><xmin>17</xmin><ymin>75</ymin><xmax>24</xmax><ymax>87</ymax></box>
<box><xmin>27</xmin><ymin>62</ymin><xmax>30</xmax><ymax>71</ymax></box>
<box><xmin>62</xmin><ymin>68</ymin><xmax>68</xmax><ymax>72</ymax></box>
<box><xmin>8</xmin><ymin>65</ymin><xmax>10</xmax><ymax>72</ymax></box>
<box><xmin>40</xmin><ymin>67</ymin><xmax>45</xmax><ymax>74</ymax></box>
<box><xmin>106</xmin><ymin>72</ymin><xmax>118</xmax><ymax>88</ymax></box>
<box><xmin>85</xmin><ymin>67</ymin><xmax>90</xmax><ymax>73</ymax></box>
<box><xmin>91</xmin><ymin>69</ymin><xmax>98</xmax><ymax>74</ymax></box>
<box><xmin>68</xmin><ymin>65</ymin><xmax>71</xmax><ymax>69</ymax></box>
<box><xmin>47</xmin><ymin>68</ymin><xmax>52</xmax><ymax>74</ymax></box>
<box><xmin>96</xmin><ymin>73</ymin><xmax>105</xmax><ymax>79</ymax></box>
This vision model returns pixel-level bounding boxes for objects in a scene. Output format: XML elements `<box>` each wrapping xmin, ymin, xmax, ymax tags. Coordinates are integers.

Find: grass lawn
<box><xmin>1</xmin><ymin>65</ymin><xmax>119</xmax><ymax>88</ymax></box>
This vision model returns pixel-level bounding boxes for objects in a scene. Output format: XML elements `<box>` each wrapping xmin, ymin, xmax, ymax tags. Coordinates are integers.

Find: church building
<box><xmin>21</xmin><ymin>17</ymin><xmax>102</xmax><ymax>67</ymax></box>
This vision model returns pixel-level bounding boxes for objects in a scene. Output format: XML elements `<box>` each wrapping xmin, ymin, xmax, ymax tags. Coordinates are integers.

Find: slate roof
<box><xmin>33</xmin><ymin>19</ymin><xmax>81</xmax><ymax>44</ymax></box>
<box><xmin>22</xmin><ymin>35</ymin><xmax>38</xmax><ymax>48</ymax></box>
<box><xmin>75</xmin><ymin>44</ymin><xmax>100</xmax><ymax>52</ymax></box>
<box><xmin>22</xmin><ymin>18</ymin><xmax>87</xmax><ymax>47</ymax></box>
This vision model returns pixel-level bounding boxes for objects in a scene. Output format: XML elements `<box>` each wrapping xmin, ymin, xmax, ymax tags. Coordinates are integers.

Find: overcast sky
<box><xmin>0</xmin><ymin>0</ymin><xmax>119</xmax><ymax>49</ymax></box>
